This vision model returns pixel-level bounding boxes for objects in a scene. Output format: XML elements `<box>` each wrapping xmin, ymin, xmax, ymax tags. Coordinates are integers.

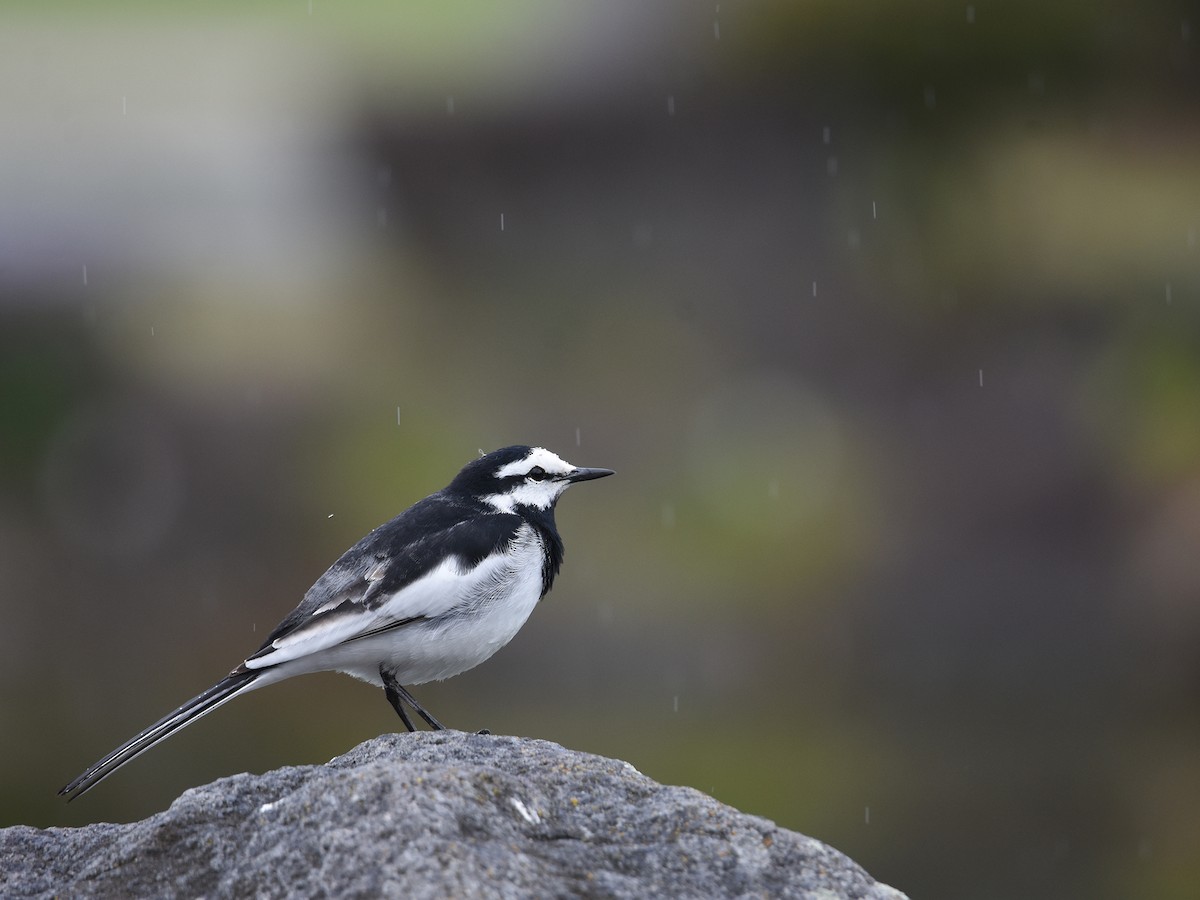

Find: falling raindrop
<box><xmin>396</xmin><ymin>406</ymin><xmax>402</xmax><ymax>426</ymax></box>
<box><xmin>1166</xmin><ymin>282</ymin><xmax>1173</xmax><ymax>304</ymax></box>
<box><xmin>575</xmin><ymin>426</ymin><xmax>581</xmax><ymax>446</ymax></box>
<box><xmin>713</xmin><ymin>20</ymin><xmax>720</xmax><ymax>41</ymax></box>
<box><xmin>827</xmin><ymin>156</ymin><xmax>838</xmax><ymax>176</ymax></box>
<box><xmin>979</xmin><ymin>369</ymin><xmax>984</xmax><ymax>387</ymax></box>
<box><xmin>667</xmin><ymin>94</ymin><xmax>675</xmax><ymax>116</ymax></box>
<box><xmin>966</xmin><ymin>5</ymin><xmax>975</xmax><ymax>24</ymax></box>
<box><xmin>673</xmin><ymin>695</ymin><xmax>679</xmax><ymax>713</ymax></box>
<box><xmin>82</xmin><ymin>264</ymin><xmax>88</xmax><ymax>286</ymax></box>
<box><xmin>865</xmin><ymin>807</ymin><xmax>871</xmax><ymax>825</ymax></box>
<box><xmin>446</xmin><ymin>95</ymin><xmax>455</xmax><ymax>116</ymax></box>
<box><xmin>812</xmin><ymin>281</ymin><xmax>817</xmax><ymax>297</ymax></box>
<box><xmin>500</xmin><ymin>213</ymin><xmax>505</xmax><ymax>231</ymax></box>
<box><xmin>822</xmin><ymin>126</ymin><xmax>831</xmax><ymax>144</ymax></box>
<box><xmin>872</xmin><ymin>201</ymin><xmax>878</xmax><ymax>219</ymax></box>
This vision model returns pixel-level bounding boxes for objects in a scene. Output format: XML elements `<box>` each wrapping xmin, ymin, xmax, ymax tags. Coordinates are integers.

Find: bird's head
<box><xmin>449</xmin><ymin>445</ymin><xmax>614</xmax><ymax>513</ymax></box>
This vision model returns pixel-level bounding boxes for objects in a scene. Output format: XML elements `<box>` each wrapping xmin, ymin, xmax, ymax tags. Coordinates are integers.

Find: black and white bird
<box><xmin>60</xmin><ymin>445</ymin><xmax>613</xmax><ymax>799</ymax></box>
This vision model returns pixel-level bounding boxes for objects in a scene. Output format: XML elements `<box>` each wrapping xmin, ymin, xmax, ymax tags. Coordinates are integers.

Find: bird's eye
<box><xmin>528</xmin><ymin>466</ymin><xmax>547</xmax><ymax>481</ymax></box>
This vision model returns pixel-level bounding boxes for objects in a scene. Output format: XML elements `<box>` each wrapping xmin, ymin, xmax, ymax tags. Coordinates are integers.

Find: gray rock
<box><xmin>2</xmin><ymin>733</ymin><xmax>906</xmax><ymax>899</ymax></box>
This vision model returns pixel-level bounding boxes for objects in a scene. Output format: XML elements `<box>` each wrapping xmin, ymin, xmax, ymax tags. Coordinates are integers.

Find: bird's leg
<box><xmin>380</xmin><ymin>668</ymin><xmax>416</xmax><ymax>732</ymax></box>
<box><xmin>380</xmin><ymin>668</ymin><xmax>445</xmax><ymax>731</ymax></box>
<box><xmin>395</xmin><ymin>683</ymin><xmax>446</xmax><ymax>731</ymax></box>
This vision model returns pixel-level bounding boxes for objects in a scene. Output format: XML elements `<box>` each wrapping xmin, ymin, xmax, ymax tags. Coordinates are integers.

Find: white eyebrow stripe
<box><xmin>493</xmin><ymin>447</ymin><xmax>572</xmax><ymax>479</ymax></box>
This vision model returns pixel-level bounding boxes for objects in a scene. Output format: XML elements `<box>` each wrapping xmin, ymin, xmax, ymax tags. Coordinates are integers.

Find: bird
<box><xmin>60</xmin><ymin>445</ymin><xmax>613</xmax><ymax>799</ymax></box>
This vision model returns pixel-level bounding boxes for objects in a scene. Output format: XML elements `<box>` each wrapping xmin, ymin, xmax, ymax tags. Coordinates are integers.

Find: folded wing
<box><xmin>243</xmin><ymin>508</ymin><xmax>524</xmax><ymax>671</ymax></box>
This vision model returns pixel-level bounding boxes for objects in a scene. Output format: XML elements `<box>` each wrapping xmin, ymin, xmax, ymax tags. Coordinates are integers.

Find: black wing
<box><xmin>245</xmin><ymin>495</ymin><xmax>525</xmax><ymax>665</ymax></box>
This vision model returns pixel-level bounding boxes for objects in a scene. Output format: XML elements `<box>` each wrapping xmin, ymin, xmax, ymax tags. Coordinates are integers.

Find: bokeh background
<box><xmin>2</xmin><ymin>2</ymin><xmax>1199</xmax><ymax>897</ymax></box>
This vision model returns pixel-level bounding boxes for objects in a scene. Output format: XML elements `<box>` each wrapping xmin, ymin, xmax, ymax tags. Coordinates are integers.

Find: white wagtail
<box><xmin>60</xmin><ymin>445</ymin><xmax>613</xmax><ymax>799</ymax></box>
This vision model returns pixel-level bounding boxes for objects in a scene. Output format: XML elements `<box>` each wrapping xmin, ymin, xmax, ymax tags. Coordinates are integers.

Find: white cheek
<box><xmin>518</xmin><ymin>481</ymin><xmax>562</xmax><ymax>508</ymax></box>
<box><xmin>482</xmin><ymin>480</ymin><xmax>565</xmax><ymax>511</ymax></box>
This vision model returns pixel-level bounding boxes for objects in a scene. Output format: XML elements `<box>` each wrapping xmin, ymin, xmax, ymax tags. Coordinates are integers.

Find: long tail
<box><xmin>59</xmin><ymin>668</ymin><xmax>262</xmax><ymax>800</ymax></box>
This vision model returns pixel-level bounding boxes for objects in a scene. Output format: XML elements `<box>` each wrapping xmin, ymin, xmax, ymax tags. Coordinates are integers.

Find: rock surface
<box><xmin>2</xmin><ymin>733</ymin><xmax>906</xmax><ymax>899</ymax></box>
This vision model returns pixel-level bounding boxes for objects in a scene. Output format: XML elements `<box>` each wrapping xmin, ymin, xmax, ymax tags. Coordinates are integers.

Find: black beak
<box><xmin>566</xmin><ymin>467</ymin><xmax>615</xmax><ymax>483</ymax></box>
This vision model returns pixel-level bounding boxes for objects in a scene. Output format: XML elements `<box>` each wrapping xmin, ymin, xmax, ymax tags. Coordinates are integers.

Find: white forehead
<box><xmin>494</xmin><ymin>447</ymin><xmax>573</xmax><ymax>478</ymax></box>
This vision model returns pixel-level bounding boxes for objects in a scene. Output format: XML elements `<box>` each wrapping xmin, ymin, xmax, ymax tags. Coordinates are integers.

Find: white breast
<box><xmin>310</xmin><ymin>524</ymin><xmax>547</xmax><ymax>686</ymax></box>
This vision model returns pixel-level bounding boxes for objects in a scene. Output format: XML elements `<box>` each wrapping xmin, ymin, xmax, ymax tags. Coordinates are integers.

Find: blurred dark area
<box><xmin>3</xmin><ymin>2</ymin><xmax>1199</xmax><ymax>898</ymax></box>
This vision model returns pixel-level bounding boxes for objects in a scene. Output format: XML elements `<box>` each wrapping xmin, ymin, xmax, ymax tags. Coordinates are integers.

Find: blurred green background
<box><xmin>2</xmin><ymin>1</ymin><xmax>1199</xmax><ymax>897</ymax></box>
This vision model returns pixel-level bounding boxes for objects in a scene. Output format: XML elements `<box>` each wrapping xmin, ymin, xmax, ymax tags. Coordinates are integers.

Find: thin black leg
<box><xmin>381</xmin><ymin>668</ymin><xmax>416</xmax><ymax>732</ymax></box>
<box><xmin>394</xmin><ymin>682</ymin><xmax>446</xmax><ymax>731</ymax></box>
<box><xmin>380</xmin><ymin>668</ymin><xmax>445</xmax><ymax>731</ymax></box>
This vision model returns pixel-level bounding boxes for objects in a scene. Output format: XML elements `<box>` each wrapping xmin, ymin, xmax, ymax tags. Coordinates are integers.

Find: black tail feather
<box><xmin>59</xmin><ymin>668</ymin><xmax>261</xmax><ymax>800</ymax></box>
